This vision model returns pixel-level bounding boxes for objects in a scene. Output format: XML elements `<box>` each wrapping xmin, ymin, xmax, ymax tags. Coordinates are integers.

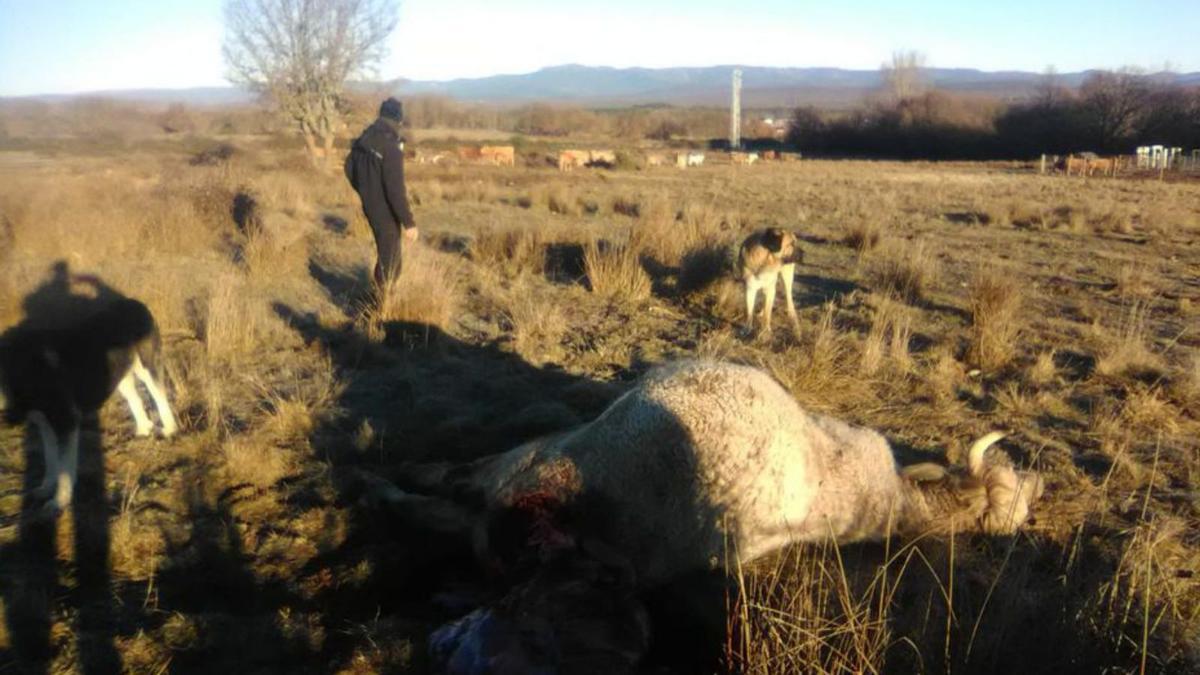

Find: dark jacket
<box><xmin>345</xmin><ymin>118</ymin><xmax>415</xmax><ymax>230</ymax></box>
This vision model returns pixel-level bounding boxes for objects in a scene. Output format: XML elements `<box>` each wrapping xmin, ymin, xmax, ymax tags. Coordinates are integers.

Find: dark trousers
<box><xmin>367</xmin><ymin>215</ymin><xmax>401</xmax><ymax>286</ymax></box>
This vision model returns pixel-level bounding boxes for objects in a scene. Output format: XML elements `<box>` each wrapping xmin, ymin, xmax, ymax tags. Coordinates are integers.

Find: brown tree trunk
<box><xmin>320</xmin><ymin>132</ymin><xmax>335</xmax><ymax>172</ymax></box>
<box><xmin>301</xmin><ymin>129</ymin><xmax>323</xmax><ymax>169</ymax></box>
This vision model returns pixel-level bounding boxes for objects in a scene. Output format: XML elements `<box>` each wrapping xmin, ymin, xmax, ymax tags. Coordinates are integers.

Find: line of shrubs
<box><xmin>786</xmin><ymin>71</ymin><xmax>1200</xmax><ymax>160</ymax></box>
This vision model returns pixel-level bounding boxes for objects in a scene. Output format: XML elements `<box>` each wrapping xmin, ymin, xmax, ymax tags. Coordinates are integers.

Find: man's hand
<box><xmin>403</xmin><ymin>227</ymin><xmax>419</xmax><ymax>243</ymax></box>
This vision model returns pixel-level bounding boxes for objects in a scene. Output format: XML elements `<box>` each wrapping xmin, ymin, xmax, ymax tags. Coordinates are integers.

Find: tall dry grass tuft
<box><xmin>372</xmin><ymin>246</ymin><xmax>463</xmax><ymax>331</ymax></box>
<box><xmin>1119</xmin><ymin>386</ymin><xmax>1180</xmax><ymax>435</ymax></box>
<box><xmin>223</xmin><ymin>437</ymin><xmax>296</xmax><ymax>489</ymax></box>
<box><xmin>925</xmin><ymin>346</ymin><xmax>966</xmax><ymax>406</ymax></box>
<box><xmin>546</xmin><ymin>184</ymin><xmax>580</xmax><ymax>216</ymax></box>
<box><xmin>246</xmin><ymin>171</ymin><xmax>316</xmax><ymax>220</ymax></box>
<box><xmin>1094</xmin><ymin>301</ymin><xmax>1165</xmax><ymax>381</ymax></box>
<box><xmin>1091</xmin><ymin>202</ymin><xmax>1135</xmax><ymax>234</ymax></box>
<box><xmin>978</xmin><ymin>199</ymin><xmax>1013</xmax><ymax>227</ymax></box>
<box><xmin>1167</xmin><ymin>354</ymin><xmax>1200</xmax><ymax>410</ymax></box>
<box><xmin>204</xmin><ymin>272</ymin><xmax>281</xmax><ymax>363</ymax></box>
<box><xmin>1</xmin><ymin>169</ymin><xmax>229</xmax><ymax>267</ymax></box>
<box><xmin>678</xmin><ymin>241</ymin><xmax>735</xmax><ymax>296</ymax></box>
<box><xmin>611</xmin><ymin>194</ymin><xmax>641</xmax><ymax>218</ymax></box>
<box><xmin>860</xmin><ymin>296</ymin><xmax>913</xmax><ymax>375</ymax></box>
<box><xmin>1054</xmin><ymin>204</ymin><xmax>1089</xmax><ymax>233</ymax></box>
<box><xmin>471</xmin><ymin>224</ymin><xmax>546</xmax><ymax>277</ymax></box>
<box><xmin>583</xmin><ymin>239</ymin><xmax>651</xmax><ymax>302</ymax></box>
<box><xmin>500</xmin><ymin>281</ymin><xmax>568</xmax><ymax>364</ymax></box>
<box><xmin>724</xmin><ymin>541</ymin><xmax>897</xmax><ymax>674</ymax></box>
<box><xmin>865</xmin><ymin>239</ymin><xmax>938</xmax><ymax>304</ymax></box>
<box><xmin>967</xmin><ymin>268</ymin><xmax>1024</xmax><ymax>371</ymax></box>
<box><xmin>518</xmin><ymin>182</ymin><xmax>581</xmax><ymax>214</ymax></box>
<box><xmin>841</xmin><ymin>219</ymin><xmax>882</xmax><ymax>254</ymax></box>
<box><xmin>767</xmin><ymin>302</ymin><xmax>855</xmax><ymax>399</ymax></box>
<box><xmin>1007</xmin><ymin>199</ymin><xmax>1050</xmax><ymax>230</ymax></box>
<box><xmin>1028</xmin><ymin>349</ymin><xmax>1058</xmax><ymax>386</ymax></box>
<box><xmin>632</xmin><ymin>196</ymin><xmax>731</xmax><ymax>267</ymax></box>
<box><xmin>1115</xmin><ymin>263</ymin><xmax>1154</xmax><ymax>299</ymax></box>
<box><xmin>410</xmin><ymin>178</ymin><xmax>446</xmax><ymax>205</ymax></box>
<box><xmin>251</xmin><ymin>359</ymin><xmax>339</xmax><ymax>446</ymax></box>
<box><xmin>1100</xmin><ymin>514</ymin><xmax>1200</xmax><ymax>669</ymax></box>
<box><xmin>629</xmin><ymin>193</ymin><xmax>682</xmax><ymax>264</ymax></box>
<box><xmin>456</xmin><ymin>179</ymin><xmax>503</xmax><ymax>204</ymax></box>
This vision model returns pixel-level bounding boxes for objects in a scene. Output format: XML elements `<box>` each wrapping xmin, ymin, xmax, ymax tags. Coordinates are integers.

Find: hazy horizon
<box><xmin>1</xmin><ymin>0</ymin><xmax>1198</xmax><ymax>98</ymax></box>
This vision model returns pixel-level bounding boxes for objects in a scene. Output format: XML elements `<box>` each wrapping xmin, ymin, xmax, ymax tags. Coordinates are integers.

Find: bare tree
<box><xmin>1034</xmin><ymin>65</ymin><xmax>1070</xmax><ymax>107</ymax></box>
<box><xmin>881</xmin><ymin>50</ymin><xmax>927</xmax><ymax>102</ymax></box>
<box><xmin>223</xmin><ymin>0</ymin><xmax>399</xmax><ymax>169</ymax></box>
<box><xmin>1079</xmin><ymin>68</ymin><xmax>1151</xmax><ymax>151</ymax></box>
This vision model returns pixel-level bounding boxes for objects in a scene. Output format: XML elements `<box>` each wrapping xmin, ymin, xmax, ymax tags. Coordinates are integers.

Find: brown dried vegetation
<box><xmin>1</xmin><ymin>103</ymin><xmax>1199</xmax><ymax>674</ymax></box>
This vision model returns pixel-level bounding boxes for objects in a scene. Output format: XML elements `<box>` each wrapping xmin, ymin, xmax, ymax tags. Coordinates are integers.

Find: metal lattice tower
<box><xmin>730</xmin><ymin>68</ymin><xmax>742</xmax><ymax>150</ymax></box>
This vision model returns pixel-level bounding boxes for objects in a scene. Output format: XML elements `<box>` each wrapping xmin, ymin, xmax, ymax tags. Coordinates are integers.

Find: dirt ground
<box><xmin>0</xmin><ymin>132</ymin><xmax>1198</xmax><ymax>673</ymax></box>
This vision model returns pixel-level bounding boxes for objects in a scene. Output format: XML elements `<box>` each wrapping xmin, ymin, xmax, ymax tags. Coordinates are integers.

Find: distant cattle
<box><xmin>676</xmin><ymin>152</ymin><xmax>705</xmax><ymax>168</ymax></box>
<box><xmin>1057</xmin><ymin>155</ymin><xmax>1087</xmax><ymax>176</ymax></box>
<box><xmin>645</xmin><ymin>153</ymin><xmax>667</xmax><ymax>167</ymax></box>
<box><xmin>415</xmin><ymin>149</ymin><xmax>447</xmax><ymax>165</ymax></box>
<box><xmin>1057</xmin><ymin>153</ymin><xmax>1119</xmax><ymax>177</ymax></box>
<box><xmin>759</xmin><ymin>150</ymin><xmax>779</xmax><ymax>161</ymax></box>
<box><xmin>558</xmin><ymin>149</ymin><xmax>591</xmax><ymax>171</ymax></box>
<box><xmin>480</xmin><ymin>145</ymin><xmax>516</xmax><ymax>167</ymax></box>
<box><xmin>587</xmin><ymin>150</ymin><xmax>617</xmax><ymax>168</ymax></box>
<box><xmin>557</xmin><ymin>149</ymin><xmax>616</xmax><ymax>171</ymax></box>
<box><xmin>456</xmin><ymin>146</ymin><xmax>483</xmax><ymax>162</ymax></box>
<box><xmin>730</xmin><ymin>151</ymin><xmax>759</xmax><ymax>165</ymax></box>
<box><xmin>1085</xmin><ymin>156</ymin><xmax>1119</xmax><ymax>176</ymax></box>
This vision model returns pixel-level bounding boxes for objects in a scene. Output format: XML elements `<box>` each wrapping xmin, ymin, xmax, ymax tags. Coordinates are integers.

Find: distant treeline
<box><xmin>4</xmin><ymin>69</ymin><xmax>1195</xmax><ymax>161</ymax></box>
<box><xmin>785</xmin><ymin>71</ymin><xmax>1200</xmax><ymax>160</ymax></box>
<box><xmin>366</xmin><ymin>95</ymin><xmax>741</xmax><ymax>141</ymax></box>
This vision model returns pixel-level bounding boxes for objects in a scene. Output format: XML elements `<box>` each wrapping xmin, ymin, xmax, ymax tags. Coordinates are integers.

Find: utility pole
<box><xmin>730</xmin><ymin>68</ymin><xmax>742</xmax><ymax>150</ymax></box>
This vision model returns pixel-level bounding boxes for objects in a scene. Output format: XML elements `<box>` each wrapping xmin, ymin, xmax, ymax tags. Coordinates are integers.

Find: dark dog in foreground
<box><xmin>0</xmin><ymin>298</ymin><xmax>177</xmax><ymax>514</ymax></box>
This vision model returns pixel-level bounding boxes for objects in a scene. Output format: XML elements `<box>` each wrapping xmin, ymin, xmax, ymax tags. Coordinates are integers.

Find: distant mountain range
<box><xmin>11</xmin><ymin>65</ymin><xmax>1200</xmax><ymax>109</ymax></box>
<box><xmin>393</xmin><ymin>65</ymin><xmax>1200</xmax><ymax>108</ymax></box>
<box><xmin>19</xmin><ymin>86</ymin><xmax>258</xmax><ymax>107</ymax></box>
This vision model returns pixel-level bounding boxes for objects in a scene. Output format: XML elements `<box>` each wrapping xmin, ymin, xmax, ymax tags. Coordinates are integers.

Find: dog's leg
<box><xmin>131</xmin><ymin>354</ymin><xmax>178</xmax><ymax>437</ymax></box>
<box><xmin>117</xmin><ymin>369</ymin><xmax>154</xmax><ymax>437</ymax></box>
<box><xmin>46</xmin><ymin>425</ymin><xmax>80</xmax><ymax>514</ymax></box>
<box><xmin>744</xmin><ymin>277</ymin><xmax>761</xmax><ymax>333</ymax></box>
<box><xmin>780</xmin><ymin>263</ymin><xmax>801</xmax><ymax>336</ymax></box>
<box><xmin>391</xmin><ymin>454</ymin><xmax>508</xmax><ymax>507</ymax></box>
<box><xmin>28</xmin><ymin>411</ymin><xmax>60</xmax><ymax>499</ymax></box>
<box><xmin>761</xmin><ymin>272</ymin><xmax>778</xmax><ymax>334</ymax></box>
<box><xmin>354</xmin><ymin>469</ymin><xmax>477</xmax><ymax>537</ymax></box>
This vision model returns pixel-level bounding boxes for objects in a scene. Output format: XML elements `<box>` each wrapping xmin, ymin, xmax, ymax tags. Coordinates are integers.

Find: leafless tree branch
<box><xmin>223</xmin><ymin>0</ymin><xmax>399</xmax><ymax>168</ymax></box>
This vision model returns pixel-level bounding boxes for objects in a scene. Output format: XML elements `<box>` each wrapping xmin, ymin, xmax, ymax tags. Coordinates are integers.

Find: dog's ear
<box><xmin>786</xmin><ymin>232</ymin><xmax>805</xmax><ymax>264</ymax></box>
<box><xmin>763</xmin><ymin>228</ymin><xmax>784</xmax><ymax>253</ymax></box>
<box><xmin>787</xmin><ymin>246</ymin><xmax>805</xmax><ymax>265</ymax></box>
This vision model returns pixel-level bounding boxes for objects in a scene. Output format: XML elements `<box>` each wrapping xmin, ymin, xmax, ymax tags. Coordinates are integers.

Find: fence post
<box><xmin>1040</xmin><ymin>154</ymin><xmax>1046</xmax><ymax>175</ymax></box>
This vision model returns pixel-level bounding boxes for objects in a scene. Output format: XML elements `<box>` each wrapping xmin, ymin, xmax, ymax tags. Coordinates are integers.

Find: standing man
<box><xmin>345</xmin><ymin>97</ymin><xmax>418</xmax><ymax>287</ymax></box>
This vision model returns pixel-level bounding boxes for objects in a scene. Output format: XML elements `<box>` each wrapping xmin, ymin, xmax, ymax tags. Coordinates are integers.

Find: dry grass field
<box><xmin>0</xmin><ymin>123</ymin><xmax>1198</xmax><ymax>674</ymax></box>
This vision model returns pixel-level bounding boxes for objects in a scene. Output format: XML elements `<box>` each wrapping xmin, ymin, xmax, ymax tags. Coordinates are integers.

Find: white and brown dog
<box><xmin>737</xmin><ymin>227</ymin><xmax>804</xmax><ymax>336</ymax></box>
<box><xmin>0</xmin><ymin>298</ymin><xmax>177</xmax><ymax>514</ymax></box>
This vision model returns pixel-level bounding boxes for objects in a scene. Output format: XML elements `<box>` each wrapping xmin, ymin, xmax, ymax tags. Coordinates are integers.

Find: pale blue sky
<box><xmin>1</xmin><ymin>0</ymin><xmax>1197</xmax><ymax>96</ymax></box>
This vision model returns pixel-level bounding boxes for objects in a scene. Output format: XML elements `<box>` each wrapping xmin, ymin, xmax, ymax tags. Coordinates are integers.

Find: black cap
<box><xmin>379</xmin><ymin>97</ymin><xmax>403</xmax><ymax>122</ymax></box>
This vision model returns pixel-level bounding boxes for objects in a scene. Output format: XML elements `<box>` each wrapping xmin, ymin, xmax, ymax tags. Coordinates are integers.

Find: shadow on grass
<box><xmin>0</xmin><ymin>261</ymin><xmax>126</xmax><ymax>673</ymax></box>
<box><xmin>269</xmin><ymin>301</ymin><xmax>744</xmax><ymax>671</ymax></box>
